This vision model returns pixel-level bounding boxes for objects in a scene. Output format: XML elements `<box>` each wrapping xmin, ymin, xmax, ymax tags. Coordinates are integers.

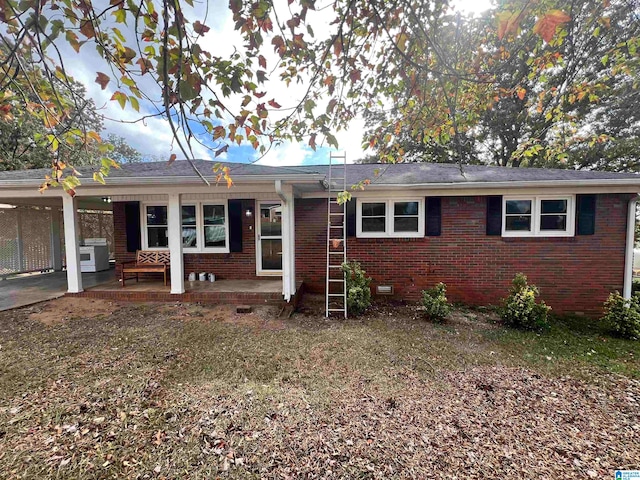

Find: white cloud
<box><xmin>334</xmin><ymin>117</ymin><xmax>366</xmax><ymax>163</ymax></box>
<box><xmin>254</xmin><ymin>141</ymin><xmax>314</xmax><ymax>166</ymax></box>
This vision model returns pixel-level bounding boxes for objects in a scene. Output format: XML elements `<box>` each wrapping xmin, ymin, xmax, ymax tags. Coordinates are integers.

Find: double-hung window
<box><xmin>393</xmin><ymin>201</ymin><xmax>420</xmax><ymax>232</ymax></box>
<box><xmin>145</xmin><ymin>205</ymin><xmax>169</xmax><ymax>248</ymax></box>
<box><xmin>142</xmin><ymin>201</ymin><xmax>229</xmax><ymax>252</ymax></box>
<box><xmin>502</xmin><ymin>195</ymin><xmax>574</xmax><ymax>237</ymax></box>
<box><xmin>182</xmin><ymin>205</ymin><xmax>198</xmax><ymax>248</ymax></box>
<box><xmin>357</xmin><ymin>199</ymin><xmax>424</xmax><ymax>238</ymax></box>
<box><xmin>361</xmin><ymin>202</ymin><xmax>386</xmax><ymax>234</ymax></box>
<box><xmin>203</xmin><ymin>204</ymin><xmax>226</xmax><ymax>248</ymax></box>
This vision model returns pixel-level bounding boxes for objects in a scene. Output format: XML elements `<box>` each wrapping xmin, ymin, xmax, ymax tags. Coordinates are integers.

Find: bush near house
<box><xmin>342</xmin><ymin>261</ymin><xmax>372</xmax><ymax>315</ymax></box>
<box><xmin>501</xmin><ymin>273</ymin><xmax>551</xmax><ymax>332</ymax></box>
<box><xmin>421</xmin><ymin>282</ymin><xmax>452</xmax><ymax>322</ymax></box>
<box><xmin>602</xmin><ymin>292</ymin><xmax>640</xmax><ymax>340</ymax></box>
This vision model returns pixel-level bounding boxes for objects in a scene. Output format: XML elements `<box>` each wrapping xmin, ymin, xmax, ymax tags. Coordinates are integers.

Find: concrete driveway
<box><xmin>0</xmin><ymin>269</ymin><xmax>115</xmax><ymax>311</ymax></box>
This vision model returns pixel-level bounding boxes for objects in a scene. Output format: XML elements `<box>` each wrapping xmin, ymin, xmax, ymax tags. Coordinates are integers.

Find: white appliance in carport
<box><xmin>79</xmin><ymin>238</ymin><xmax>110</xmax><ymax>272</ymax></box>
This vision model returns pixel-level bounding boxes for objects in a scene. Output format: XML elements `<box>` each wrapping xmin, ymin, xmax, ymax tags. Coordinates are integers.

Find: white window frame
<box><xmin>141</xmin><ymin>203</ymin><xmax>169</xmax><ymax>250</ymax></box>
<box><xmin>199</xmin><ymin>202</ymin><xmax>230</xmax><ymax>253</ymax></box>
<box><xmin>502</xmin><ymin>195</ymin><xmax>575</xmax><ymax>238</ymax></box>
<box><xmin>356</xmin><ymin>198</ymin><xmax>424</xmax><ymax>238</ymax></box>
<box><xmin>141</xmin><ymin>200</ymin><xmax>230</xmax><ymax>253</ymax></box>
<box><xmin>181</xmin><ymin>204</ymin><xmax>199</xmax><ymax>251</ymax></box>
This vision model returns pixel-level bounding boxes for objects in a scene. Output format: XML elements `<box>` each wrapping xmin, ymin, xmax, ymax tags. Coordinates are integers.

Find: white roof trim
<box><xmin>362</xmin><ymin>178</ymin><xmax>640</xmax><ymax>189</ymax></box>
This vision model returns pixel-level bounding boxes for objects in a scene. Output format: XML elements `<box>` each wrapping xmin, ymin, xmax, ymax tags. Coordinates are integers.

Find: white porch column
<box><xmin>623</xmin><ymin>194</ymin><xmax>639</xmax><ymax>298</ymax></box>
<box><xmin>50</xmin><ymin>209</ymin><xmax>63</xmax><ymax>271</ymax></box>
<box><xmin>167</xmin><ymin>193</ymin><xmax>185</xmax><ymax>294</ymax></box>
<box><xmin>281</xmin><ymin>200</ymin><xmax>291</xmax><ymax>301</ymax></box>
<box><xmin>276</xmin><ymin>181</ymin><xmax>296</xmax><ymax>302</ymax></box>
<box><xmin>62</xmin><ymin>194</ymin><xmax>83</xmax><ymax>293</ymax></box>
<box><xmin>288</xmin><ymin>194</ymin><xmax>296</xmax><ymax>297</ymax></box>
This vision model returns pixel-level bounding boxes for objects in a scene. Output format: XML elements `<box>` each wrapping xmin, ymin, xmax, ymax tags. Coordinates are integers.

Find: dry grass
<box><xmin>0</xmin><ymin>295</ymin><xmax>638</xmax><ymax>479</ymax></box>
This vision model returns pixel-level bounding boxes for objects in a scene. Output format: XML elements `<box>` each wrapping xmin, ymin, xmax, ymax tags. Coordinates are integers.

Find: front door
<box><xmin>256</xmin><ymin>201</ymin><xmax>282</xmax><ymax>275</ymax></box>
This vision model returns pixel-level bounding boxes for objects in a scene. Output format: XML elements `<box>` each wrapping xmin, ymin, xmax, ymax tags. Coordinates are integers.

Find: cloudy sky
<box><xmin>68</xmin><ymin>0</ymin><xmax>492</xmax><ymax>167</ymax></box>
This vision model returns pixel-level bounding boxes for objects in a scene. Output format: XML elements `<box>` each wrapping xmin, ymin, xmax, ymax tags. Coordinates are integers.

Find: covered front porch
<box><xmin>105</xmin><ymin>184</ymin><xmax>298</xmax><ymax>302</ymax></box>
<box><xmin>29</xmin><ymin>186</ymin><xmax>299</xmax><ymax>303</ymax></box>
<box><xmin>0</xmin><ymin>161</ymin><xmax>326</xmax><ymax>305</ymax></box>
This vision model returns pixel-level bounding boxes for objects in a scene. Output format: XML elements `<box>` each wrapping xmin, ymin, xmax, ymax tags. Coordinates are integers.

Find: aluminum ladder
<box><xmin>325</xmin><ymin>152</ymin><xmax>347</xmax><ymax>318</ymax></box>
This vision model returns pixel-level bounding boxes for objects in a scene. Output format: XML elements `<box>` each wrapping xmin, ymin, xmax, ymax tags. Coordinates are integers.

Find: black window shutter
<box><xmin>124</xmin><ymin>202</ymin><xmax>141</xmax><ymax>252</ymax></box>
<box><xmin>346</xmin><ymin>199</ymin><xmax>356</xmax><ymax>237</ymax></box>
<box><xmin>576</xmin><ymin>194</ymin><xmax>596</xmax><ymax>235</ymax></box>
<box><xmin>425</xmin><ymin>197</ymin><xmax>442</xmax><ymax>236</ymax></box>
<box><xmin>486</xmin><ymin>196</ymin><xmax>502</xmax><ymax>235</ymax></box>
<box><xmin>228</xmin><ymin>199</ymin><xmax>243</xmax><ymax>252</ymax></box>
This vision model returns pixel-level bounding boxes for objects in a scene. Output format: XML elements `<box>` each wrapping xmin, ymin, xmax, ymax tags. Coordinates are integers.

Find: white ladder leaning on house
<box><xmin>325</xmin><ymin>152</ymin><xmax>348</xmax><ymax>318</ymax></box>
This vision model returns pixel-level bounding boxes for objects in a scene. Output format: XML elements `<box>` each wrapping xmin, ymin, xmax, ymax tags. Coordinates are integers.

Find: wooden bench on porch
<box><xmin>121</xmin><ymin>250</ymin><xmax>170</xmax><ymax>287</ymax></box>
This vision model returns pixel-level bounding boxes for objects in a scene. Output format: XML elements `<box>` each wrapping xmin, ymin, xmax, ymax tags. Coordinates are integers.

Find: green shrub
<box><xmin>501</xmin><ymin>273</ymin><xmax>551</xmax><ymax>331</ymax></box>
<box><xmin>421</xmin><ymin>282</ymin><xmax>452</xmax><ymax>322</ymax></box>
<box><xmin>602</xmin><ymin>292</ymin><xmax>640</xmax><ymax>340</ymax></box>
<box><xmin>342</xmin><ymin>261</ymin><xmax>372</xmax><ymax>315</ymax></box>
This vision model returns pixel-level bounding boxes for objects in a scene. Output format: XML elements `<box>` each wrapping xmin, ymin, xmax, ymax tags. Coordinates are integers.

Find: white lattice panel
<box><xmin>21</xmin><ymin>208</ymin><xmax>53</xmax><ymax>272</ymax></box>
<box><xmin>0</xmin><ymin>206</ymin><xmax>114</xmax><ymax>275</ymax></box>
<box><xmin>0</xmin><ymin>208</ymin><xmax>20</xmax><ymax>275</ymax></box>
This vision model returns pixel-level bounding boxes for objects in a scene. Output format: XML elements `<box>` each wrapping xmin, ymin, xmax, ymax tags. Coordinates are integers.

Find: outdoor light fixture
<box><xmin>101</xmin><ymin>197</ymin><xmax>112</xmax><ymax>204</ymax></box>
<box><xmin>245</xmin><ymin>207</ymin><xmax>253</xmax><ymax>218</ymax></box>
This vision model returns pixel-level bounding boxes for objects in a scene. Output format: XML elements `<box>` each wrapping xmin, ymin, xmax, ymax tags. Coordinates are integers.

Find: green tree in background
<box><xmin>361</xmin><ymin>0</ymin><xmax>640</xmax><ymax>170</ymax></box>
<box><xmin>104</xmin><ymin>134</ymin><xmax>143</xmax><ymax>164</ymax></box>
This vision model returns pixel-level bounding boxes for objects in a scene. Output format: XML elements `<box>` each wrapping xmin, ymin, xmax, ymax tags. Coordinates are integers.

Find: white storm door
<box><xmin>256</xmin><ymin>201</ymin><xmax>283</xmax><ymax>275</ymax></box>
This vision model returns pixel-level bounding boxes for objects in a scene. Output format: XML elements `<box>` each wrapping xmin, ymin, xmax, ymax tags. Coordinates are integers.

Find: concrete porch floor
<box><xmin>87</xmin><ymin>276</ymin><xmax>283</xmax><ymax>293</ymax></box>
<box><xmin>0</xmin><ymin>268</ymin><xmax>116</xmax><ymax>311</ymax></box>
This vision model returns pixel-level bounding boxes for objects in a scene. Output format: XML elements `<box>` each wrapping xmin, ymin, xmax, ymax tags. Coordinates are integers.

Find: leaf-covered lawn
<box><xmin>0</xmin><ymin>296</ymin><xmax>638</xmax><ymax>479</ymax></box>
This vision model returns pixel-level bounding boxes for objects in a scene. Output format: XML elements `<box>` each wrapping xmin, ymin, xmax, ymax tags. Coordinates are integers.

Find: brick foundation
<box><xmin>68</xmin><ymin>289</ymin><xmax>286</xmax><ymax>306</ymax></box>
<box><xmin>295</xmin><ymin>195</ymin><xmax>631</xmax><ymax>316</ymax></box>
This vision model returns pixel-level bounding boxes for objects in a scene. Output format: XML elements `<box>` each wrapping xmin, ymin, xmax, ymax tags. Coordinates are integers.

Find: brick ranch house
<box><xmin>1</xmin><ymin>160</ymin><xmax>639</xmax><ymax>316</ymax></box>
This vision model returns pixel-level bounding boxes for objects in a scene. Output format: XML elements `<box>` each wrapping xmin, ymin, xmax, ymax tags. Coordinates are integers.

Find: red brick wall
<box><xmin>113</xmin><ymin>200</ymin><xmax>260</xmax><ymax>280</ymax></box>
<box><xmin>295</xmin><ymin>195</ymin><xmax>631</xmax><ymax>316</ymax></box>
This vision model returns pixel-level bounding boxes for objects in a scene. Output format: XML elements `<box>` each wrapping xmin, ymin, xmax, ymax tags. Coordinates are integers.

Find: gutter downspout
<box><xmin>623</xmin><ymin>194</ymin><xmax>640</xmax><ymax>299</ymax></box>
<box><xmin>275</xmin><ymin>180</ymin><xmax>292</xmax><ymax>302</ymax></box>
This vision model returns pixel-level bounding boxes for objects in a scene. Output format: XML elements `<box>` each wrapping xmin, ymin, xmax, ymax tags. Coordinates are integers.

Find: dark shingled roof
<box><xmin>0</xmin><ymin>160</ymin><xmax>317</xmax><ymax>182</ymax></box>
<box><xmin>0</xmin><ymin>159</ymin><xmax>639</xmax><ymax>186</ymax></box>
<box><xmin>295</xmin><ymin>162</ymin><xmax>640</xmax><ymax>185</ymax></box>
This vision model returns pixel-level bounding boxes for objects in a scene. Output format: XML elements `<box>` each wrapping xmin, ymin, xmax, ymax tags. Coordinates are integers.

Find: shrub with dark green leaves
<box><xmin>501</xmin><ymin>273</ymin><xmax>551</xmax><ymax>331</ymax></box>
<box><xmin>602</xmin><ymin>292</ymin><xmax>640</xmax><ymax>340</ymax></box>
<box><xmin>421</xmin><ymin>282</ymin><xmax>452</xmax><ymax>322</ymax></box>
<box><xmin>342</xmin><ymin>261</ymin><xmax>372</xmax><ymax>315</ymax></box>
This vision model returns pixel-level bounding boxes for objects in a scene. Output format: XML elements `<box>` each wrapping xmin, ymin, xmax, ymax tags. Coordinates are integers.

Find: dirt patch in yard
<box><xmin>27</xmin><ymin>297</ymin><xmax>122</xmax><ymax>325</ymax></box>
<box><xmin>161</xmin><ymin>303</ymin><xmax>286</xmax><ymax>330</ymax></box>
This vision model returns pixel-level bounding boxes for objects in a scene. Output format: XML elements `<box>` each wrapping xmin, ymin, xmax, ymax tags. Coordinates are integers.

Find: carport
<box><xmin>0</xmin><ymin>193</ymin><xmax>115</xmax><ymax>309</ymax></box>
